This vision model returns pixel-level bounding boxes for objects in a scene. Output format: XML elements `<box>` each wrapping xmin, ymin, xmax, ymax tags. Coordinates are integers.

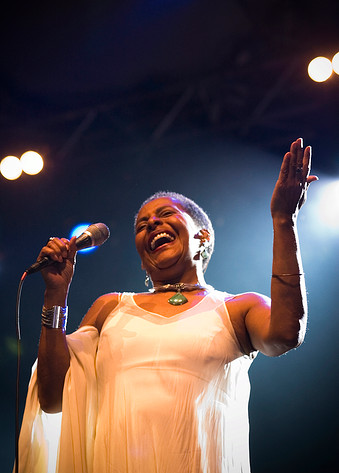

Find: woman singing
<box><xmin>17</xmin><ymin>138</ymin><xmax>317</xmax><ymax>472</ymax></box>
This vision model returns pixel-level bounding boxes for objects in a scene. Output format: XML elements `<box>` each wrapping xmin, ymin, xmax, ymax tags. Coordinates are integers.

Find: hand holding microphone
<box><xmin>26</xmin><ymin>223</ymin><xmax>110</xmax><ymax>275</ymax></box>
<box><xmin>23</xmin><ymin>223</ymin><xmax>110</xmax><ymax>307</ymax></box>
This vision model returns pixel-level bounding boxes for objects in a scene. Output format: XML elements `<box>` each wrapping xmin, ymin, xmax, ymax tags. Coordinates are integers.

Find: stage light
<box><xmin>0</xmin><ymin>155</ymin><xmax>22</xmax><ymax>180</ymax></box>
<box><xmin>332</xmin><ymin>52</ymin><xmax>339</xmax><ymax>75</ymax></box>
<box><xmin>20</xmin><ymin>151</ymin><xmax>44</xmax><ymax>175</ymax></box>
<box><xmin>308</xmin><ymin>56</ymin><xmax>333</xmax><ymax>82</ymax></box>
<box><xmin>70</xmin><ymin>223</ymin><xmax>97</xmax><ymax>253</ymax></box>
<box><xmin>316</xmin><ymin>180</ymin><xmax>339</xmax><ymax>231</ymax></box>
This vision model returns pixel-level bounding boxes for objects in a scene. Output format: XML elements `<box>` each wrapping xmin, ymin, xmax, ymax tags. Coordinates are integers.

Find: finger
<box><xmin>289</xmin><ymin>140</ymin><xmax>297</xmax><ymax>166</ymax></box>
<box><xmin>290</xmin><ymin>138</ymin><xmax>304</xmax><ymax>182</ymax></box>
<box><xmin>62</xmin><ymin>236</ymin><xmax>78</xmax><ymax>260</ymax></box>
<box><xmin>296</xmin><ymin>137</ymin><xmax>304</xmax><ymax>168</ymax></box>
<box><xmin>39</xmin><ymin>244</ymin><xmax>63</xmax><ymax>263</ymax></box>
<box><xmin>50</xmin><ymin>237</ymin><xmax>69</xmax><ymax>259</ymax></box>
<box><xmin>41</xmin><ymin>237</ymin><xmax>69</xmax><ymax>263</ymax></box>
<box><xmin>288</xmin><ymin>140</ymin><xmax>299</xmax><ymax>178</ymax></box>
<box><xmin>302</xmin><ymin>145</ymin><xmax>312</xmax><ymax>180</ymax></box>
<box><xmin>278</xmin><ymin>152</ymin><xmax>291</xmax><ymax>183</ymax></box>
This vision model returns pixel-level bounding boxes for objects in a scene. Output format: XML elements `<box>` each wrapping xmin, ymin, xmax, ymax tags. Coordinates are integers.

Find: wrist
<box><xmin>272</xmin><ymin>213</ymin><xmax>297</xmax><ymax>227</ymax></box>
<box><xmin>44</xmin><ymin>289</ymin><xmax>68</xmax><ymax>308</ymax></box>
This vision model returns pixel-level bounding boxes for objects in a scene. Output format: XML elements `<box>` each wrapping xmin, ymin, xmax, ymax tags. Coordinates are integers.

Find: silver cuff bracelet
<box><xmin>41</xmin><ymin>305</ymin><xmax>68</xmax><ymax>330</ymax></box>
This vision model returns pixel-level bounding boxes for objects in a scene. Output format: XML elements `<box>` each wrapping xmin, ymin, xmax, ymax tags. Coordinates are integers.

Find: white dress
<box><xmin>17</xmin><ymin>290</ymin><xmax>256</xmax><ymax>473</ymax></box>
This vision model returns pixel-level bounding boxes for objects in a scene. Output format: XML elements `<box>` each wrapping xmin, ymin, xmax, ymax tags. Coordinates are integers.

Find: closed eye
<box><xmin>160</xmin><ymin>210</ymin><xmax>175</xmax><ymax>217</ymax></box>
<box><xmin>135</xmin><ymin>207</ymin><xmax>178</xmax><ymax>232</ymax></box>
<box><xmin>136</xmin><ymin>223</ymin><xmax>147</xmax><ymax>233</ymax></box>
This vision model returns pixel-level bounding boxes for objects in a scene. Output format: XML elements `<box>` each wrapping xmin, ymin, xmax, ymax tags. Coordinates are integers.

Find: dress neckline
<box><xmin>130</xmin><ymin>291</ymin><xmax>212</xmax><ymax>319</ymax></box>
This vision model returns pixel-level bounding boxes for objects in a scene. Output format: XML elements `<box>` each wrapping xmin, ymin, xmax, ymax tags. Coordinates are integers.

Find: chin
<box><xmin>153</xmin><ymin>258</ymin><xmax>181</xmax><ymax>271</ymax></box>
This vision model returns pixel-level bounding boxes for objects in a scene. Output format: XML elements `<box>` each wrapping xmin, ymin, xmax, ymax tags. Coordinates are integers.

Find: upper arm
<box><xmin>244</xmin><ymin>292</ymin><xmax>305</xmax><ymax>356</ymax></box>
<box><xmin>227</xmin><ymin>292</ymin><xmax>271</xmax><ymax>356</ymax></box>
<box><xmin>230</xmin><ymin>291</ymin><xmax>301</xmax><ymax>357</ymax></box>
<box><xmin>79</xmin><ymin>293</ymin><xmax>120</xmax><ymax>333</ymax></box>
<box><xmin>242</xmin><ymin>293</ymin><xmax>276</xmax><ymax>356</ymax></box>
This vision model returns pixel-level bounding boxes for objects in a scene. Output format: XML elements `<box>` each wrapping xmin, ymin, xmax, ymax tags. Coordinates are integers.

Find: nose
<box><xmin>147</xmin><ymin>215</ymin><xmax>162</xmax><ymax>230</ymax></box>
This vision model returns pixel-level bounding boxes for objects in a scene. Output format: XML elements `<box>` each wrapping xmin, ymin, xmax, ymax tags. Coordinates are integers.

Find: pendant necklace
<box><xmin>152</xmin><ymin>283</ymin><xmax>209</xmax><ymax>306</ymax></box>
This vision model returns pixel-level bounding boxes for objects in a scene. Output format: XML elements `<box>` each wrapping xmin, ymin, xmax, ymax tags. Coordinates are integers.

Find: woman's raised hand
<box><xmin>37</xmin><ymin>236</ymin><xmax>78</xmax><ymax>293</ymax></box>
<box><xmin>270</xmin><ymin>138</ymin><xmax>318</xmax><ymax>220</ymax></box>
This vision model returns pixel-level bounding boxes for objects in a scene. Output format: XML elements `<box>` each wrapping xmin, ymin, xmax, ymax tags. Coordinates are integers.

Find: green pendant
<box><xmin>168</xmin><ymin>292</ymin><xmax>188</xmax><ymax>305</ymax></box>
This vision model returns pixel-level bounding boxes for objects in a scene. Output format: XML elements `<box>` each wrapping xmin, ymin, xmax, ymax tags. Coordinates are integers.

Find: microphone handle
<box><xmin>25</xmin><ymin>256</ymin><xmax>56</xmax><ymax>275</ymax></box>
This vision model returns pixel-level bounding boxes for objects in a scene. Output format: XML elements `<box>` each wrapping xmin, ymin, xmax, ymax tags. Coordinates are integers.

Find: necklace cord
<box><xmin>152</xmin><ymin>283</ymin><xmax>208</xmax><ymax>293</ymax></box>
<box><xmin>151</xmin><ymin>283</ymin><xmax>213</xmax><ymax>306</ymax></box>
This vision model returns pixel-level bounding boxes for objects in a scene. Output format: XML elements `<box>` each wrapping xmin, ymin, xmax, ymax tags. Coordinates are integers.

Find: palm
<box><xmin>271</xmin><ymin>139</ymin><xmax>317</xmax><ymax>219</ymax></box>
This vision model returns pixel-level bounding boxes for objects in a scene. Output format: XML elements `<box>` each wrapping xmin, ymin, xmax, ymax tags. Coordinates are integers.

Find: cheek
<box><xmin>135</xmin><ymin>236</ymin><xmax>145</xmax><ymax>257</ymax></box>
<box><xmin>136</xmin><ymin>245</ymin><xmax>147</xmax><ymax>270</ymax></box>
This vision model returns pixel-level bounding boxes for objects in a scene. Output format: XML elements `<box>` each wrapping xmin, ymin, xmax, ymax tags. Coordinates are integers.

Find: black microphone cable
<box><xmin>14</xmin><ymin>270</ymin><xmax>27</xmax><ymax>473</ymax></box>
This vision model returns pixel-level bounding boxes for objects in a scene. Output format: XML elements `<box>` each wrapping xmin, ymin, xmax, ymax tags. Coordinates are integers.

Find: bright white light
<box><xmin>308</xmin><ymin>56</ymin><xmax>333</xmax><ymax>82</ymax></box>
<box><xmin>20</xmin><ymin>151</ymin><xmax>44</xmax><ymax>175</ymax></box>
<box><xmin>317</xmin><ymin>180</ymin><xmax>339</xmax><ymax>231</ymax></box>
<box><xmin>0</xmin><ymin>156</ymin><xmax>22</xmax><ymax>180</ymax></box>
<box><xmin>70</xmin><ymin>223</ymin><xmax>96</xmax><ymax>253</ymax></box>
<box><xmin>332</xmin><ymin>52</ymin><xmax>339</xmax><ymax>75</ymax></box>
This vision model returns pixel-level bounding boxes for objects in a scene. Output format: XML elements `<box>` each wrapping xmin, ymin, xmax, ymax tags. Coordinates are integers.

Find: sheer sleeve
<box><xmin>16</xmin><ymin>325</ymin><xmax>99</xmax><ymax>473</ymax></box>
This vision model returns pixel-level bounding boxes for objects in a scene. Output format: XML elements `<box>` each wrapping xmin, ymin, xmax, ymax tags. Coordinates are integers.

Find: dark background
<box><xmin>1</xmin><ymin>1</ymin><xmax>338</xmax><ymax>471</ymax></box>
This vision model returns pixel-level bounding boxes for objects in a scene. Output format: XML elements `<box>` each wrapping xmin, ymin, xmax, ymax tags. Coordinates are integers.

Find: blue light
<box><xmin>70</xmin><ymin>223</ymin><xmax>96</xmax><ymax>253</ymax></box>
<box><xmin>317</xmin><ymin>180</ymin><xmax>339</xmax><ymax>231</ymax></box>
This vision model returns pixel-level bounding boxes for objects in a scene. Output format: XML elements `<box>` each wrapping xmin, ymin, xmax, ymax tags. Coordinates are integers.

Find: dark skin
<box><xmin>36</xmin><ymin>138</ymin><xmax>317</xmax><ymax>413</ymax></box>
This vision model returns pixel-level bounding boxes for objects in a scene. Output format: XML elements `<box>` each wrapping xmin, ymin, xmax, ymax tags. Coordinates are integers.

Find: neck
<box><xmin>150</xmin><ymin>265</ymin><xmax>206</xmax><ymax>288</ymax></box>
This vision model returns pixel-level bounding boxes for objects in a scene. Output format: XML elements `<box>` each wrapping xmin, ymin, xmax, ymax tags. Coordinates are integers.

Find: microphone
<box><xmin>25</xmin><ymin>223</ymin><xmax>110</xmax><ymax>275</ymax></box>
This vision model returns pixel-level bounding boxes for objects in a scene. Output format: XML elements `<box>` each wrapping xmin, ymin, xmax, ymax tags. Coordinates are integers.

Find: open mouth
<box><xmin>150</xmin><ymin>232</ymin><xmax>175</xmax><ymax>251</ymax></box>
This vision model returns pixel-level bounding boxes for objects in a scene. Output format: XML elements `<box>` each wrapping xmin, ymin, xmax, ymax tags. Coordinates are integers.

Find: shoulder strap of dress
<box><xmin>120</xmin><ymin>292</ymin><xmax>135</xmax><ymax>302</ymax></box>
<box><xmin>207</xmin><ymin>289</ymin><xmax>255</xmax><ymax>357</ymax></box>
<box><xmin>207</xmin><ymin>288</ymin><xmax>234</xmax><ymax>304</ymax></box>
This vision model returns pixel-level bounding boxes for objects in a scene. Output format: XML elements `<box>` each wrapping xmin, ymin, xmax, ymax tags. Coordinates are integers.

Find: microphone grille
<box><xmin>86</xmin><ymin>223</ymin><xmax>110</xmax><ymax>246</ymax></box>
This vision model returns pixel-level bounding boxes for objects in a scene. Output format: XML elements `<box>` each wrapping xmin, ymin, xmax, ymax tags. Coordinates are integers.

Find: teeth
<box><xmin>150</xmin><ymin>232</ymin><xmax>174</xmax><ymax>250</ymax></box>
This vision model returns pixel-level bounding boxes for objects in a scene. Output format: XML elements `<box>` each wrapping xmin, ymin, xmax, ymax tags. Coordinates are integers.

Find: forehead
<box><xmin>137</xmin><ymin>197</ymin><xmax>185</xmax><ymax>218</ymax></box>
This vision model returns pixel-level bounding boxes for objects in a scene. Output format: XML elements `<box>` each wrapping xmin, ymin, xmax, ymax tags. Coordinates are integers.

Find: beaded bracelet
<box><xmin>41</xmin><ymin>305</ymin><xmax>68</xmax><ymax>330</ymax></box>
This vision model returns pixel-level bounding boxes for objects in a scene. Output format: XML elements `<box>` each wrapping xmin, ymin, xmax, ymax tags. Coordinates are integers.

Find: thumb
<box><xmin>69</xmin><ymin>236</ymin><xmax>78</xmax><ymax>260</ymax></box>
<box><xmin>61</xmin><ymin>236</ymin><xmax>77</xmax><ymax>262</ymax></box>
<box><xmin>307</xmin><ymin>175</ymin><xmax>319</xmax><ymax>185</ymax></box>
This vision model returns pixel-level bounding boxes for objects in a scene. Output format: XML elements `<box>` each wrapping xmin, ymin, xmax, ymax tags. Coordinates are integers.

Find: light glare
<box><xmin>0</xmin><ymin>156</ymin><xmax>22</xmax><ymax>180</ymax></box>
<box><xmin>308</xmin><ymin>56</ymin><xmax>332</xmax><ymax>82</ymax></box>
<box><xmin>20</xmin><ymin>151</ymin><xmax>44</xmax><ymax>175</ymax></box>
<box><xmin>70</xmin><ymin>223</ymin><xmax>96</xmax><ymax>253</ymax></box>
<box><xmin>317</xmin><ymin>180</ymin><xmax>339</xmax><ymax>231</ymax></box>
<box><xmin>332</xmin><ymin>52</ymin><xmax>339</xmax><ymax>75</ymax></box>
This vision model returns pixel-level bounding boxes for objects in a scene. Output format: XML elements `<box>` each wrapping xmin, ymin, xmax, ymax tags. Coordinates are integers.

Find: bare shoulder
<box><xmin>79</xmin><ymin>292</ymin><xmax>120</xmax><ymax>333</ymax></box>
<box><xmin>226</xmin><ymin>291</ymin><xmax>271</xmax><ymax>312</ymax></box>
<box><xmin>225</xmin><ymin>292</ymin><xmax>271</xmax><ymax>355</ymax></box>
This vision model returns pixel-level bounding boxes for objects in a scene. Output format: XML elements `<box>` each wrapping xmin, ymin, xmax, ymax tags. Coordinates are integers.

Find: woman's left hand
<box><xmin>270</xmin><ymin>138</ymin><xmax>318</xmax><ymax>220</ymax></box>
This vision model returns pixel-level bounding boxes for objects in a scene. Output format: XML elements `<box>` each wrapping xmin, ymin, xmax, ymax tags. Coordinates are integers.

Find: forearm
<box><xmin>37</xmin><ymin>289</ymin><xmax>70</xmax><ymax>413</ymax></box>
<box><xmin>270</xmin><ymin>216</ymin><xmax>307</xmax><ymax>350</ymax></box>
